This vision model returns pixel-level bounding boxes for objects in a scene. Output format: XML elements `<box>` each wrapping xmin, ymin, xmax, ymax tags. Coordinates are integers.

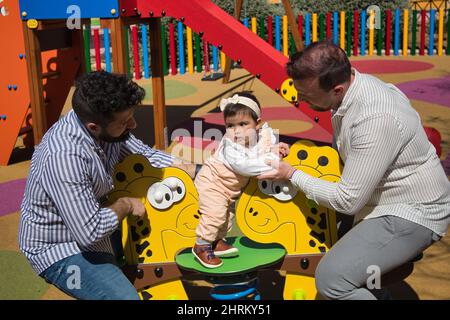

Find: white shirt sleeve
<box><xmin>289</xmin><ymin>114</ymin><xmax>404</xmax><ymax>215</ymax></box>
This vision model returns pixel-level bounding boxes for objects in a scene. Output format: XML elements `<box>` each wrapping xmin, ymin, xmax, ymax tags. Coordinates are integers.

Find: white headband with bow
<box><xmin>219</xmin><ymin>94</ymin><xmax>261</xmax><ymax>118</ymax></box>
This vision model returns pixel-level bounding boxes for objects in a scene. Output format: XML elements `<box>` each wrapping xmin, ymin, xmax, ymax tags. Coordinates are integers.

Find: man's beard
<box><xmin>98</xmin><ymin>129</ymin><xmax>131</xmax><ymax>143</ymax></box>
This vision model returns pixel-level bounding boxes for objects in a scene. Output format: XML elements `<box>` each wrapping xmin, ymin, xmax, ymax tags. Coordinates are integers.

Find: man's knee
<box><xmin>315</xmin><ymin>257</ymin><xmax>347</xmax><ymax>300</ymax></box>
<box><xmin>101</xmin><ymin>269</ymin><xmax>141</xmax><ymax>300</ymax></box>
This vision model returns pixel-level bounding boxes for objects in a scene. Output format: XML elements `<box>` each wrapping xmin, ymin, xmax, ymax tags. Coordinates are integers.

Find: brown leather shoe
<box><xmin>213</xmin><ymin>239</ymin><xmax>239</xmax><ymax>257</ymax></box>
<box><xmin>192</xmin><ymin>243</ymin><xmax>223</xmax><ymax>268</ymax></box>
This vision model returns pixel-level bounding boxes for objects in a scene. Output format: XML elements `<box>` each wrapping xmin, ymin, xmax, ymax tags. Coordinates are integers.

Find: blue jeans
<box><xmin>40</xmin><ymin>252</ymin><xmax>140</xmax><ymax>300</ymax></box>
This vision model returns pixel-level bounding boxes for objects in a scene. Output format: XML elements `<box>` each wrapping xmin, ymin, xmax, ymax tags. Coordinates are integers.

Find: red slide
<box><xmin>121</xmin><ymin>0</ymin><xmax>332</xmax><ymax>136</ymax></box>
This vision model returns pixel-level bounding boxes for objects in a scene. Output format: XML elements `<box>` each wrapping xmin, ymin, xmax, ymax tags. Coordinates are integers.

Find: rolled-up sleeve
<box><xmin>120</xmin><ymin>133</ymin><xmax>174</xmax><ymax>168</ymax></box>
<box><xmin>290</xmin><ymin>114</ymin><xmax>404</xmax><ymax>215</ymax></box>
<box><xmin>41</xmin><ymin>151</ymin><xmax>119</xmax><ymax>248</ymax></box>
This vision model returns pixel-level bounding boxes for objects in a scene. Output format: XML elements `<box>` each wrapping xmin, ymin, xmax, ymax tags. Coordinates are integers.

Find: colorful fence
<box><xmin>82</xmin><ymin>9</ymin><xmax>450</xmax><ymax>78</ymax></box>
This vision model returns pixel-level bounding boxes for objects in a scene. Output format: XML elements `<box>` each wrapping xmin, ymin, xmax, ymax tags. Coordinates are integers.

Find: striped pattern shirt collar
<box><xmin>70</xmin><ymin>111</ymin><xmax>107</xmax><ymax>155</ymax></box>
<box><xmin>334</xmin><ymin>68</ymin><xmax>360</xmax><ymax>118</ymax></box>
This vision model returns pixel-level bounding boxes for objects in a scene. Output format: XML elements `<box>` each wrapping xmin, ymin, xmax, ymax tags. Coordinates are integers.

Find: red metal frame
<box><xmin>131</xmin><ymin>25</ymin><xmax>141</xmax><ymax>79</ymax></box>
<box><xmin>386</xmin><ymin>10</ymin><xmax>392</xmax><ymax>56</ymax></box>
<box><xmin>93</xmin><ymin>28</ymin><xmax>101</xmax><ymax>71</ymax></box>
<box><xmin>326</xmin><ymin>12</ymin><xmax>331</xmax><ymax>40</ymax></box>
<box><xmin>353</xmin><ymin>10</ymin><xmax>359</xmax><ymax>56</ymax></box>
<box><xmin>420</xmin><ymin>10</ymin><xmax>426</xmax><ymax>55</ymax></box>
<box><xmin>169</xmin><ymin>22</ymin><xmax>176</xmax><ymax>75</ymax></box>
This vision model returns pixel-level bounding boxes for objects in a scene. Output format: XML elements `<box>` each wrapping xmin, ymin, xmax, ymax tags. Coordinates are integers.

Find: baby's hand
<box><xmin>271</xmin><ymin>143</ymin><xmax>290</xmax><ymax>159</ymax></box>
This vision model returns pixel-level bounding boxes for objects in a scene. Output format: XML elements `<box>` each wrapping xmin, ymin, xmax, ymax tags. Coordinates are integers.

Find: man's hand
<box><xmin>258</xmin><ymin>159</ymin><xmax>296</xmax><ymax>180</ymax></box>
<box><xmin>271</xmin><ymin>142</ymin><xmax>290</xmax><ymax>159</ymax></box>
<box><xmin>109</xmin><ymin>197</ymin><xmax>146</xmax><ymax>221</ymax></box>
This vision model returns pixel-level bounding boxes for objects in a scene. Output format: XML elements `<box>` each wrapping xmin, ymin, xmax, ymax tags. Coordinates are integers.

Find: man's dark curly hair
<box><xmin>72</xmin><ymin>71</ymin><xmax>145</xmax><ymax>126</ymax></box>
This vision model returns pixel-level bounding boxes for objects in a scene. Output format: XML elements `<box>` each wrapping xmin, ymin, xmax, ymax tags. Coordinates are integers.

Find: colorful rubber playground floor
<box><xmin>1</xmin><ymin>55</ymin><xmax>449</xmax><ymax>299</ymax></box>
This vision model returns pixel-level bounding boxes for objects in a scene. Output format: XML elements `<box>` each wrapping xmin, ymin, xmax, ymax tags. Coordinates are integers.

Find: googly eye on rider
<box><xmin>161</xmin><ymin>177</ymin><xmax>186</xmax><ymax>203</ymax></box>
<box><xmin>271</xmin><ymin>181</ymin><xmax>297</xmax><ymax>202</ymax></box>
<box><xmin>258</xmin><ymin>179</ymin><xmax>297</xmax><ymax>201</ymax></box>
<box><xmin>147</xmin><ymin>182</ymin><xmax>174</xmax><ymax>210</ymax></box>
<box><xmin>258</xmin><ymin>179</ymin><xmax>276</xmax><ymax>196</ymax></box>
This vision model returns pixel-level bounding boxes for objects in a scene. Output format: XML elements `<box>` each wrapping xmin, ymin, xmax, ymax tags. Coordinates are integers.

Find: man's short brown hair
<box><xmin>286</xmin><ymin>40</ymin><xmax>352</xmax><ymax>91</ymax></box>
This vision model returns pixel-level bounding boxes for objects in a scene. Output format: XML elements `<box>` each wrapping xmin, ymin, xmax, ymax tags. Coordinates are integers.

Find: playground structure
<box><xmin>110</xmin><ymin>141</ymin><xmax>421</xmax><ymax>300</ymax></box>
<box><xmin>1</xmin><ymin>0</ymin><xmax>335</xmax><ymax>166</ymax></box>
<box><xmin>0</xmin><ymin>0</ymin><xmax>336</xmax><ymax>300</ymax></box>
<box><xmin>109</xmin><ymin>141</ymin><xmax>342</xmax><ymax>300</ymax></box>
<box><xmin>0</xmin><ymin>0</ymin><xmax>448</xmax><ymax>299</ymax></box>
<box><xmin>2</xmin><ymin>0</ymin><xmax>449</xmax><ymax>165</ymax></box>
<box><xmin>0</xmin><ymin>0</ymin><xmax>83</xmax><ymax>165</ymax></box>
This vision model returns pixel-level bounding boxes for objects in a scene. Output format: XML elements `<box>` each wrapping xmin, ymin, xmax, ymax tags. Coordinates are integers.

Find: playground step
<box><xmin>41</xmin><ymin>71</ymin><xmax>60</xmax><ymax>79</ymax></box>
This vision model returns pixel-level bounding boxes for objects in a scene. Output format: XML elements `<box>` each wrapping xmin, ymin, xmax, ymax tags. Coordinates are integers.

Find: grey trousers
<box><xmin>315</xmin><ymin>215</ymin><xmax>441</xmax><ymax>300</ymax></box>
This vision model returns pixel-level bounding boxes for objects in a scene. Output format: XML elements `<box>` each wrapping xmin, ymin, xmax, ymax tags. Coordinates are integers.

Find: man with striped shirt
<box><xmin>259</xmin><ymin>41</ymin><xmax>450</xmax><ymax>300</ymax></box>
<box><xmin>18</xmin><ymin>71</ymin><xmax>196</xmax><ymax>300</ymax></box>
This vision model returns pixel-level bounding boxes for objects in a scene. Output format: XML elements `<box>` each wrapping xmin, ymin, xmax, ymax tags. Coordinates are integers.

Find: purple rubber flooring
<box><xmin>396</xmin><ymin>76</ymin><xmax>450</xmax><ymax>108</ymax></box>
<box><xmin>0</xmin><ymin>178</ymin><xmax>26</xmax><ymax>217</ymax></box>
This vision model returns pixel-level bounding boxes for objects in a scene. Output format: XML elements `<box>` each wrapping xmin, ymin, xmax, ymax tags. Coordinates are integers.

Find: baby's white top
<box><xmin>215</xmin><ymin>122</ymin><xmax>279</xmax><ymax>177</ymax></box>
